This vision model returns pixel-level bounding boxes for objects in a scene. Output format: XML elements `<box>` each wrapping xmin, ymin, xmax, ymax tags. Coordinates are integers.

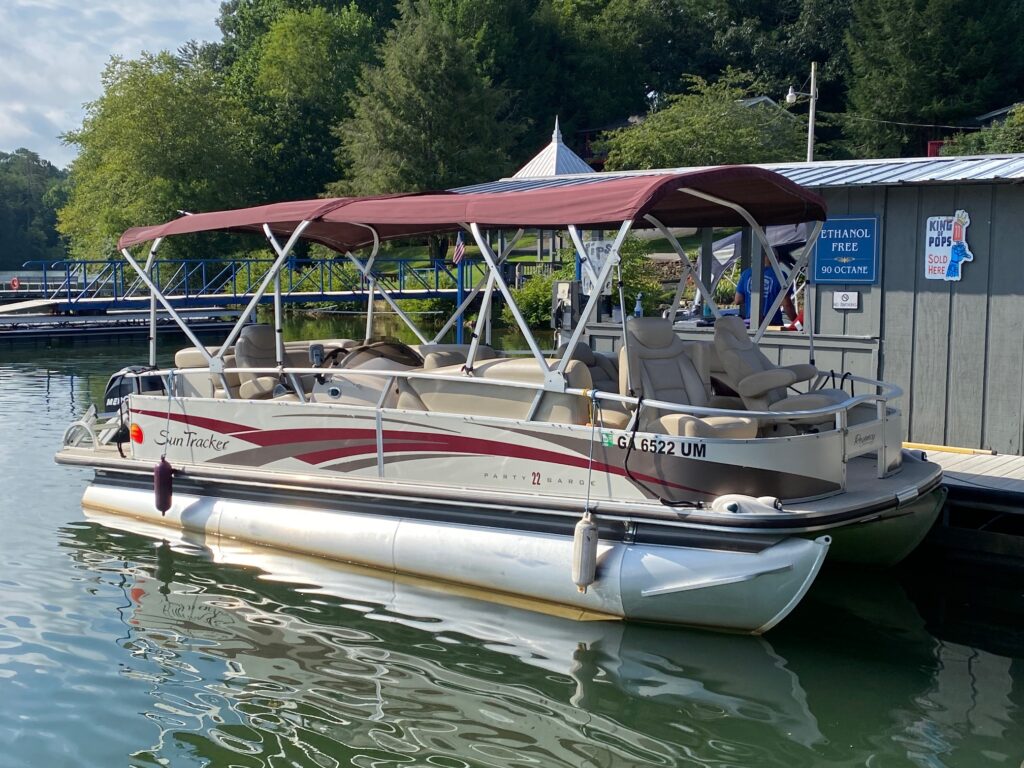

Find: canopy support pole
<box><xmin>555</xmin><ymin>221</ymin><xmax>632</xmax><ymax>376</ymax></box>
<box><xmin>645</xmin><ymin>215</ymin><xmax>722</xmax><ymax>318</ymax></box>
<box><xmin>365</xmin><ymin>277</ymin><xmax>377</xmax><ymax>343</ymax></box>
<box><xmin>340</xmin><ymin>236</ymin><xmax>429</xmax><ymax>345</ymax></box>
<box><xmin>753</xmin><ymin>220</ymin><xmax>823</xmax><ymax>343</ymax></box>
<box><xmin>432</xmin><ymin>229</ymin><xmax>522</xmax><ymax>344</ymax></box>
<box><xmin>142</xmin><ymin>238</ymin><xmax>163</xmax><ymax>368</ymax></box>
<box><xmin>465</xmin><ymin>230</ymin><xmax>523</xmax><ymax>370</ymax></box>
<box><xmin>120</xmin><ymin>247</ymin><xmax>213</xmax><ymax>365</ymax></box>
<box><xmin>677</xmin><ymin>188</ymin><xmax>787</xmax><ymax>285</ymax></box>
<box><xmin>676</xmin><ymin>187</ymin><xmax>825</xmax><ymax>339</ymax></box>
<box><xmin>202</xmin><ymin>221</ymin><xmax>313</xmax><ymax>364</ymax></box>
<box><xmin>470</xmin><ymin>223</ymin><xmax>552</xmax><ymax>378</ymax></box>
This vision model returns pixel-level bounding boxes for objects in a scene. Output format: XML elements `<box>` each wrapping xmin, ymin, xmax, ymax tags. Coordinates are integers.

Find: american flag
<box><xmin>452</xmin><ymin>231</ymin><xmax>466</xmax><ymax>265</ymax></box>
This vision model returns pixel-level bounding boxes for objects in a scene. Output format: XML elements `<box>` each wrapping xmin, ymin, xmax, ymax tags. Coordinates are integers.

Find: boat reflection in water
<box><xmin>70</xmin><ymin>509</ymin><xmax>1023</xmax><ymax>768</ymax></box>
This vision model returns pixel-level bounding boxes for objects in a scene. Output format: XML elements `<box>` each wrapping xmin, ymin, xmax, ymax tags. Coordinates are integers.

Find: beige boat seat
<box><xmin>620</xmin><ymin>317</ymin><xmax>757</xmax><ymax>439</ymax></box>
<box><xmin>713</xmin><ymin>316</ymin><xmax>848</xmax><ymax>417</ymax></box>
<box><xmin>396</xmin><ymin>357</ymin><xmax>592</xmax><ymax>425</ymax></box>
<box><xmin>234</xmin><ymin>324</ymin><xmax>280</xmax><ymax>399</ymax></box>
<box><xmin>414</xmin><ymin>343</ymin><xmax>499</xmax><ymax>370</ymax></box>
<box><xmin>555</xmin><ymin>341</ymin><xmax>631</xmax><ymax>429</ymax></box>
<box><xmin>173</xmin><ymin>347</ymin><xmax>241</xmax><ymax>399</ymax></box>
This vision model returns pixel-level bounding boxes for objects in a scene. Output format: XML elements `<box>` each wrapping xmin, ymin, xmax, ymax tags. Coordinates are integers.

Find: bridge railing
<box><xmin>18</xmin><ymin>257</ymin><xmax>509</xmax><ymax>307</ymax></box>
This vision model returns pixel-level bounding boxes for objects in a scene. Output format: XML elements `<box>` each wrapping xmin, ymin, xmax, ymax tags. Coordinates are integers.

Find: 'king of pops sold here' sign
<box><xmin>813</xmin><ymin>216</ymin><xmax>879</xmax><ymax>284</ymax></box>
<box><xmin>924</xmin><ymin>210</ymin><xmax>973</xmax><ymax>281</ymax></box>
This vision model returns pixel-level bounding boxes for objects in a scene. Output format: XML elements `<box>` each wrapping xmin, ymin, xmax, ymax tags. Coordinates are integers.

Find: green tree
<box><xmin>244</xmin><ymin>5</ymin><xmax>376</xmax><ymax>201</ymax></box>
<box><xmin>845</xmin><ymin>0</ymin><xmax>1024</xmax><ymax>157</ymax></box>
<box><xmin>427</xmin><ymin>0</ymin><xmax>558</xmax><ymax>158</ymax></box>
<box><xmin>0</xmin><ymin>149</ymin><xmax>67</xmax><ymax>269</ymax></box>
<box><xmin>706</xmin><ymin>0</ymin><xmax>852</xmax><ymax>107</ymax></box>
<box><xmin>942</xmin><ymin>106</ymin><xmax>1024</xmax><ymax>155</ymax></box>
<box><xmin>599</xmin><ymin>72</ymin><xmax>806</xmax><ymax>170</ymax></box>
<box><xmin>332</xmin><ymin>1</ymin><xmax>523</xmax><ymax>257</ymax></box>
<box><xmin>58</xmin><ymin>52</ymin><xmax>259</xmax><ymax>259</ymax></box>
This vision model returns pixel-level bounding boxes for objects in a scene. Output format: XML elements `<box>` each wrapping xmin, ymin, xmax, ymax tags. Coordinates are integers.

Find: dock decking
<box><xmin>927</xmin><ymin>451</ymin><xmax>1024</xmax><ymax>497</ymax></box>
<box><xmin>919</xmin><ymin>448</ymin><xmax>1024</xmax><ymax>564</ymax></box>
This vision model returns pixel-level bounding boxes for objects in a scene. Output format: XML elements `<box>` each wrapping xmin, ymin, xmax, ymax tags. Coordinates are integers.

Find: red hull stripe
<box><xmin>131</xmin><ymin>408</ymin><xmax>703</xmax><ymax>494</ymax></box>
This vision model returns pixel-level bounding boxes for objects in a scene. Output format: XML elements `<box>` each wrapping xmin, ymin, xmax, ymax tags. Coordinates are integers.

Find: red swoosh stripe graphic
<box><xmin>131</xmin><ymin>408</ymin><xmax>703</xmax><ymax>494</ymax></box>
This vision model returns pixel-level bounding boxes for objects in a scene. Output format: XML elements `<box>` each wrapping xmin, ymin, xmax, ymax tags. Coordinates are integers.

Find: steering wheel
<box><xmin>322</xmin><ymin>341</ymin><xmax>423</xmax><ymax>372</ymax></box>
<box><xmin>320</xmin><ymin>345</ymin><xmax>351</xmax><ymax>368</ymax></box>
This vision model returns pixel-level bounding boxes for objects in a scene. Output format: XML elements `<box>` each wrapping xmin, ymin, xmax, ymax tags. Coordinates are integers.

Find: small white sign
<box><xmin>832</xmin><ymin>291</ymin><xmax>859</xmax><ymax>310</ymax></box>
<box><xmin>582</xmin><ymin>240</ymin><xmax>614</xmax><ymax>296</ymax></box>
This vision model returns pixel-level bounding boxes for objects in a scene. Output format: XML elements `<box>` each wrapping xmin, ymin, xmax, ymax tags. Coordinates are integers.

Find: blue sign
<box><xmin>813</xmin><ymin>216</ymin><xmax>879</xmax><ymax>284</ymax></box>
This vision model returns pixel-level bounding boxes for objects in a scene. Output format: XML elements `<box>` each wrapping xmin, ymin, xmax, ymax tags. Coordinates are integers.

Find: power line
<box><xmin>832</xmin><ymin>113</ymin><xmax>984</xmax><ymax>131</ymax></box>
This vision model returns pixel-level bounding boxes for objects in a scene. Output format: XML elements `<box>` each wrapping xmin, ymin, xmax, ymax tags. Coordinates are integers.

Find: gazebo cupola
<box><xmin>513</xmin><ymin>118</ymin><xmax>594</xmax><ymax>178</ymax></box>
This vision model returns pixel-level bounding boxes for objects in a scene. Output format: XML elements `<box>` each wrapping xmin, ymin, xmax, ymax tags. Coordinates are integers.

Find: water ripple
<box><xmin>0</xmin><ymin>345</ymin><xmax>1022</xmax><ymax>767</ymax></box>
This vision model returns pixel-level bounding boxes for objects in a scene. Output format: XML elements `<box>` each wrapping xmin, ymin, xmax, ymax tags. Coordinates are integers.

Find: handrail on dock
<box><xmin>9</xmin><ymin>257</ymin><xmax>556</xmax><ymax>313</ymax></box>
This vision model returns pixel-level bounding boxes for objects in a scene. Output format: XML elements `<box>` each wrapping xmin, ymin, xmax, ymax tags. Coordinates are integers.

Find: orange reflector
<box><xmin>130</xmin><ymin>423</ymin><xmax>144</xmax><ymax>444</ymax></box>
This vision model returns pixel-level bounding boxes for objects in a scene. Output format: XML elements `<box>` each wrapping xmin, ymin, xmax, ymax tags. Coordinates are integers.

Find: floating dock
<box><xmin>0</xmin><ymin>308</ymin><xmax>243</xmax><ymax>341</ymax></box>
<box><xmin>914</xmin><ymin>446</ymin><xmax>1024</xmax><ymax>565</ymax></box>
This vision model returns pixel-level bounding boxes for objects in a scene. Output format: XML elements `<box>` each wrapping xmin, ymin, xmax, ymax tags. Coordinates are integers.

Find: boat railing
<box><xmin>91</xmin><ymin>364</ymin><xmax>901</xmax><ymax>482</ymax></box>
<box><xmin>139</xmin><ymin>364</ymin><xmax>900</xmax><ymax>426</ymax></box>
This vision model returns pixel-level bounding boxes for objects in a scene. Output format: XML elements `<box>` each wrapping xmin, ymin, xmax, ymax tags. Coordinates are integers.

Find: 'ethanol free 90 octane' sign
<box><xmin>813</xmin><ymin>216</ymin><xmax>879</xmax><ymax>284</ymax></box>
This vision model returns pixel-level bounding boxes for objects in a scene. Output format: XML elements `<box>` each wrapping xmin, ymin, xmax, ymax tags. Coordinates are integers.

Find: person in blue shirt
<box><xmin>734</xmin><ymin>255</ymin><xmax>796</xmax><ymax>326</ymax></box>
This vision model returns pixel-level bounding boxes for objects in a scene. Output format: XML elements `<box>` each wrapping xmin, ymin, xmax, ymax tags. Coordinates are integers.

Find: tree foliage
<box><xmin>58</xmin><ymin>53</ymin><xmax>259</xmax><ymax>259</ymax></box>
<box><xmin>600</xmin><ymin>72</ymin><xmax>806</xmax><ymax>170</ymax></box>
<box><xmin>0</xmin><ymin>150</ymin><xmax>67</xmax><ymax>269</ymax></box>
<box><xmin>333</xmin><ymin>1</ymin><xmax>521</xmax><ymax>195</ymax></box>
<box><xmin>942</xmin><ymin>107</ymin><xmax>1024</xmax><ymax>155</ymax></box>
<box><xmin>42</xmin><ymin>0</ymin><xmax>1024</xmax><ymax>267</ymax></box>
<box><xmin>845</xmin><ymin>0</ymin><xmax>1024</xmax><ymax>156</ymax></box>
<box><xmin>245</xmin><ymin>5</ymin><xmax>376</xmax><ymax>201</ymax></box>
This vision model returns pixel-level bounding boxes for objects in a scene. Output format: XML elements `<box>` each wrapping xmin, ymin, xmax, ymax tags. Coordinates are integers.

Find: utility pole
<box><xmin>807</xmin><ymin>61</ymin><xmax>818</xmax><ymax>162</ymax></box>
<box><xmin>786</xmin><ymin>62</ymin><xmax>819</xmax><ymax>162</ymax></box>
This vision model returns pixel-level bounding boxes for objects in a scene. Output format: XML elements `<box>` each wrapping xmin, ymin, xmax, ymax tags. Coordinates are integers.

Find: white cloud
<box><xmin>0</xmin><ymin>0</ymin><xmax>221</xmax><ymax>168</ymax></box>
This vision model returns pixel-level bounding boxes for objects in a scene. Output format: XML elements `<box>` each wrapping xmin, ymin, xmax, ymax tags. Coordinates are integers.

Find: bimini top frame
<box><xmin>116</xmin><ymin>167</ymin><xmax>828</xmax><ymax>387</ymax></box>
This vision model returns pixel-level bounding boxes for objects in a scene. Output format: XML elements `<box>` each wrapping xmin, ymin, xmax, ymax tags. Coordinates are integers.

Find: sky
<box><xmin>0</xmin><ymin>0</ymin><xmax>222</xmax><ymax>169</ymax></box>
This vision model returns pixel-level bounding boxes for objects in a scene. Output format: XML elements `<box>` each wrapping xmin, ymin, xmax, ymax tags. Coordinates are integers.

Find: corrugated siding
<box><xmin>858</xmin><ymin>183</ymin><xmax>1024</xmax><ymax>453</ymax></box>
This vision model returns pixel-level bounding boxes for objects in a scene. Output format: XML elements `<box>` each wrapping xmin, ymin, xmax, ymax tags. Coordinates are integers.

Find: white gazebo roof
<box><xmin>512</xmin><ymin>118</ymin><xmax>594</xmax><ymax>178</ymax></box>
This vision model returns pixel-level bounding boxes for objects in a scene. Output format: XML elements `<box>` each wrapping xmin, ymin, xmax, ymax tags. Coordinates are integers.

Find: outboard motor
<box><xmin>100</xmin><ymin>366</ymin><xmax>166</xmax><ymax>442</ymax></box>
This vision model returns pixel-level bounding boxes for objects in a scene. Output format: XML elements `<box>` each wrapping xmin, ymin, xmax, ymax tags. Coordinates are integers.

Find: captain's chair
<box><xmin>713</xmin><ymin>315</ymin><xmax>848</xmax><ymax>415</ymax></box>
<box><xmin>621</xmin><ymin>317</ymin><xmax>757</xmax><ymax>438</ymax></box>
<box><xmin>235</xmin><ymin>324</ymin><xmax>280</xmax><ymax>399</ymax></box>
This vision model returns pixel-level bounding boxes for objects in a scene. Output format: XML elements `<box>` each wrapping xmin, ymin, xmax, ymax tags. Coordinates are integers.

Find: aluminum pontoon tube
<box><xmin>82</xmin><ymin>482</ymin><xmax>831</xmax><ymax>633</ymax></box>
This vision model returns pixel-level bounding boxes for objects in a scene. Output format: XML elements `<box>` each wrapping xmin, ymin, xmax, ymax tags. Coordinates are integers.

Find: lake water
<box><xmin>1</xmin><ymin>330</ymin><xmax>1022</xmax><ymax>768</ymax></box>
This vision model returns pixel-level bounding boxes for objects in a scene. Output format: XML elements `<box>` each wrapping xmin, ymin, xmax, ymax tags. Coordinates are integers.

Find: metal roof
<box><xmin>459</xmin><ymin>153</ymin><xmax>1024</xmax><ymax>194</ymax></box>
<box><xmin>511</xmin><ymin>118</ymin><xmax>595</xmax><ymax>178</ymax></box>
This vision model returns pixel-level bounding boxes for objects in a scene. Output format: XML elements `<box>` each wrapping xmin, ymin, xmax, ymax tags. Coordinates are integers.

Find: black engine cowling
<box><xmin>101</xmin><ymin>366</ymin><xmax>166</xmax><ymax>441</ymax></box>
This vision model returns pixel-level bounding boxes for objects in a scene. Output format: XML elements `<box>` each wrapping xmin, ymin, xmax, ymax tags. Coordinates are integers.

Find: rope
<box><xmin>584</xmin><ymin>391</ymin><xmax>600</xmax><ymax>514</ymax></box>
<box><xmin>621</xmin><ymin>397</ymin><xmax>701</xmax><ymax>509</ymax></box>
<box><xmin>162</xmin><ymin>370</ymin><xmax>175</xmax><ymax>460</ymax></box>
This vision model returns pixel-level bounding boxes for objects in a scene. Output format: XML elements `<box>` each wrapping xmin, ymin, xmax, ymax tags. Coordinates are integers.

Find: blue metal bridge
<box><xmin>1</xmin><ymin>257</ymin><xmax>507</xmax><ymax>313</ymax></box>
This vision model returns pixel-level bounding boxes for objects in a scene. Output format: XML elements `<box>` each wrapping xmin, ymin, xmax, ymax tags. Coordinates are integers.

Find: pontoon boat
<box><xmin>57</xmin><ymin>168</ymin><xmax>944</xmax><ymax>633</ymax></box>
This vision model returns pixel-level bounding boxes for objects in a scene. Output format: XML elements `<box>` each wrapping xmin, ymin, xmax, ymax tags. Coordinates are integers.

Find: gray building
<box><xmin>773</xmin><ymin>154</ymin><xmax>1024</xmax><ymax>455</ymax></box>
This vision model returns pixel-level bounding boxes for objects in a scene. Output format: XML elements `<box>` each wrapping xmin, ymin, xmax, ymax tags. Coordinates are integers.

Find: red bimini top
<box><xmin>118</xmin><ymin>166</ymin><xmax>827</xmax><ymax>254</ymax></box>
